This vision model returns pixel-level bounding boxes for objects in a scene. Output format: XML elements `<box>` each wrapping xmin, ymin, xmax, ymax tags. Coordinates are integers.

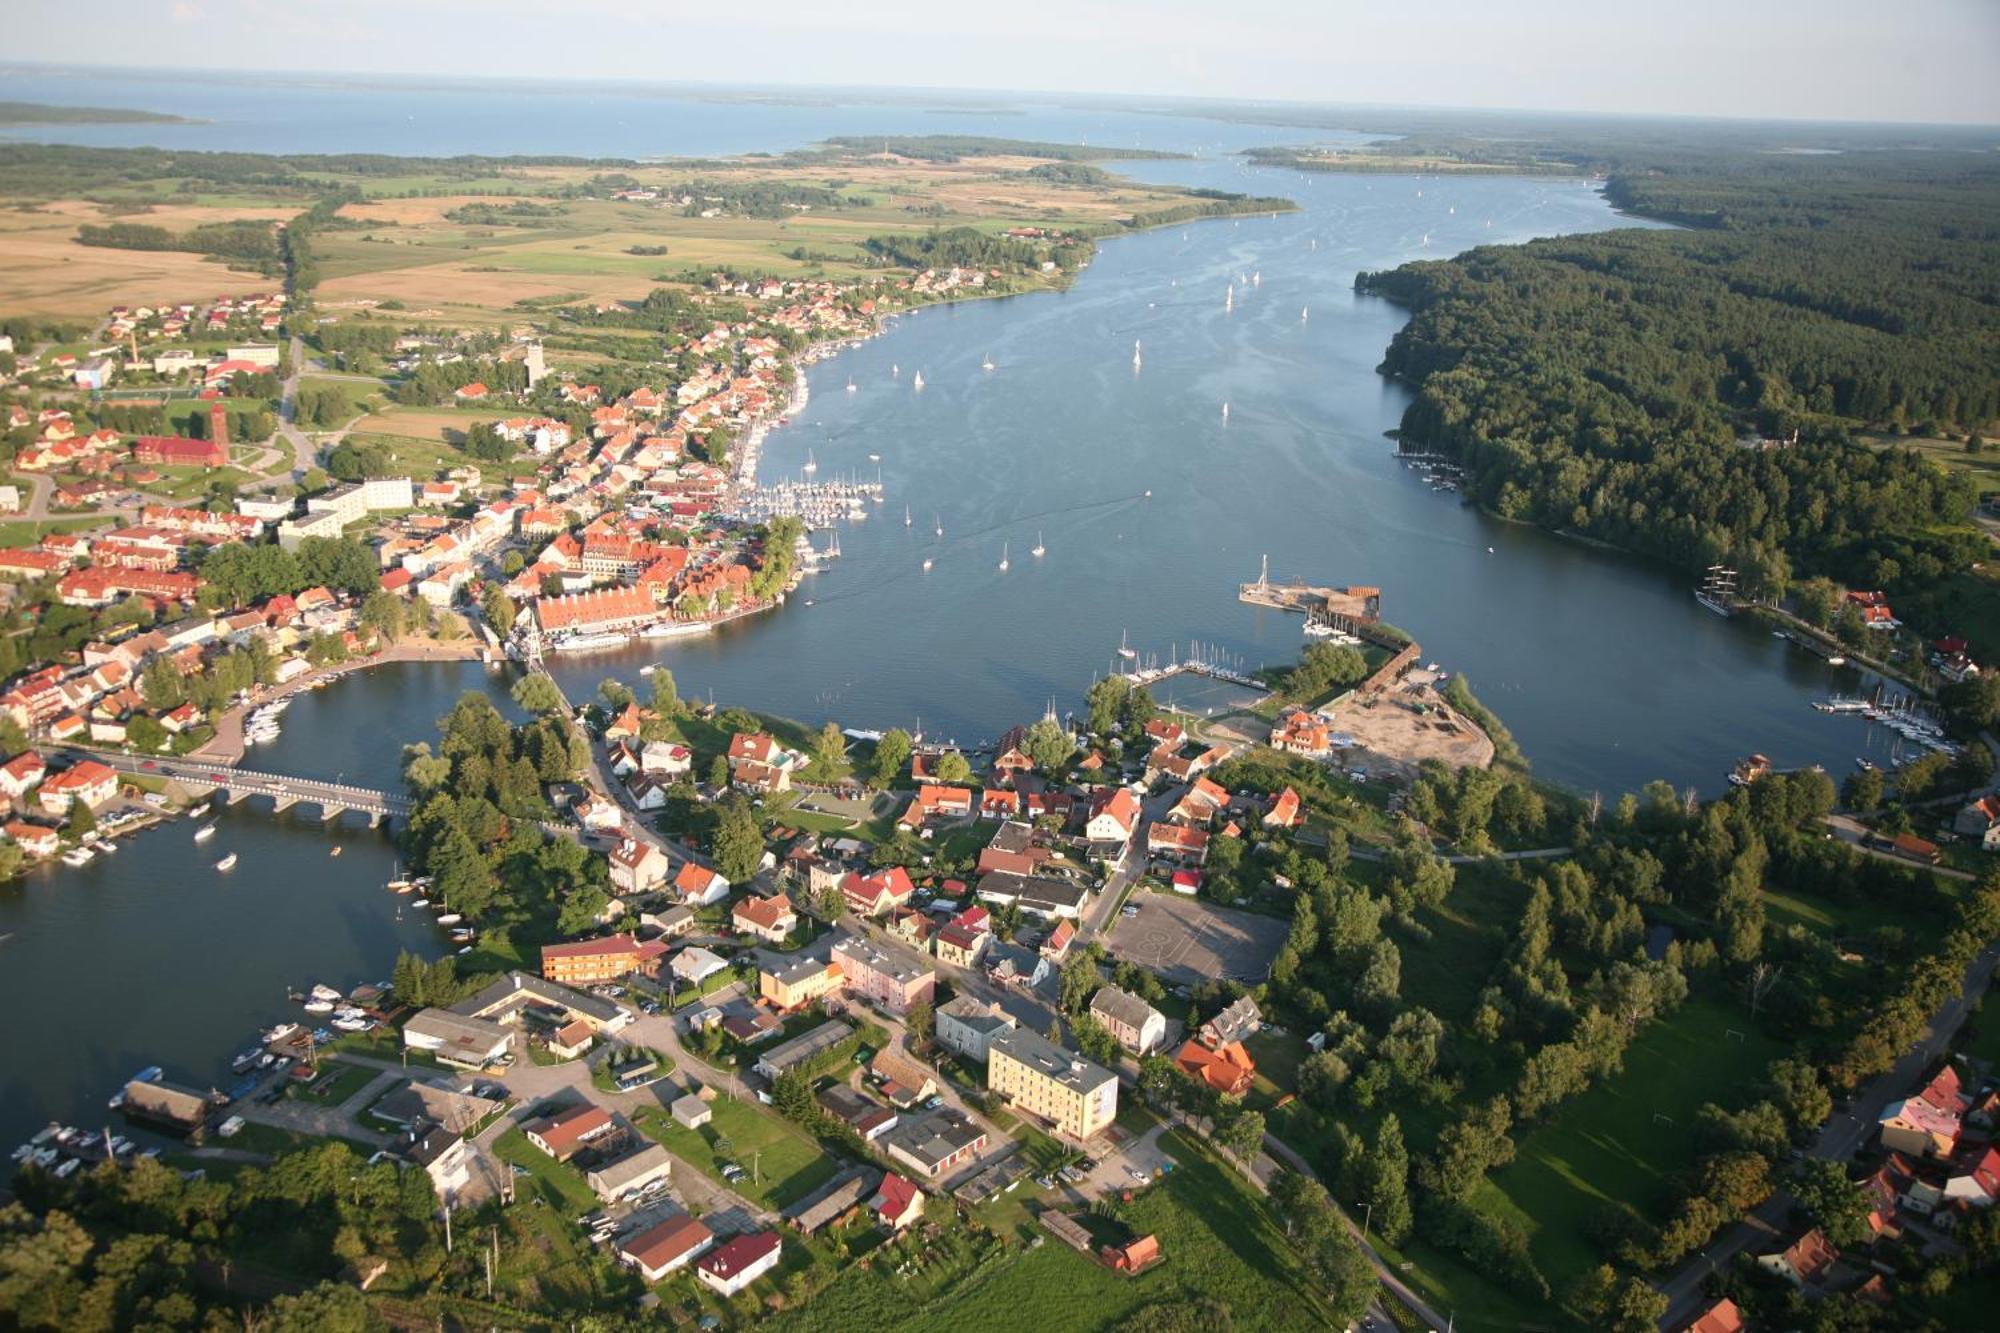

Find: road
<box><xmin>1654</xmin><ymin>941</ymin><xmax>2000</xmax><ymax>1327</ymax></box>
<box><xmin>1822</xmin><ymin>813</ymin><xmax>1976</xmax><ymax>881</ymax></box>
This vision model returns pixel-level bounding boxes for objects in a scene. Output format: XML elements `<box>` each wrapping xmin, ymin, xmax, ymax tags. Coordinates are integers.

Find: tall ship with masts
<box><xmin>1694</xmin><ymin>565</ymin><xmax>1738</xmax><ymax>617</ymax></box>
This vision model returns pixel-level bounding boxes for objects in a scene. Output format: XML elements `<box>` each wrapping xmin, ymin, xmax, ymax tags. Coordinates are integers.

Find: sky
<box><xmin>8</xmin><ymin>0</ymin><xmax>1999</xmax><ymax>126</ymax></box>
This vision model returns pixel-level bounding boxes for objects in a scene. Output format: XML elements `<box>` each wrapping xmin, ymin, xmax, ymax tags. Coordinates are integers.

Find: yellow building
<box><xmin>759</xmin><ymin>954</ymin><xmax>842</xmax><ymax>1011</ymax></box>
<box><xmin>987</xmin><ymin>1028</ymin><xmax>1117</xmax><ymax>1140</ymax></box>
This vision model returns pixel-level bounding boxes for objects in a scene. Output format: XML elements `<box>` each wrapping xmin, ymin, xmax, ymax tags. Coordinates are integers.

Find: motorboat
<box><xmin>215</xmin><ymin>853</ymin><xmax>238</xmax><ymax>871</ymax></box>
<box><xmin>302</xmin><ymin>999</ymin><xmax>334</xmax><ymax>1014</ymax></box>
<box><xmin>61</xmin><ymin>847</ymin><xmax>95</xmax><ymax>868</ymax></box>
<box><xmin>308</xmin><ymin>984</ymin><xmax>343</xmax><ymax>1004</ymax></box>
<box><xmin>193</xmin><ymin>824</ymin><xmax>216</xmax><ymax>842</ymax></box>
<box><xmin>436</xmin><ymin>912</ymin><xmax>463</xmax><ymax>925</ymax></box>
<box><xmin>411</xmin><ymin>898</ymin><xmax>430</xmax><ymax>909</ymax></box>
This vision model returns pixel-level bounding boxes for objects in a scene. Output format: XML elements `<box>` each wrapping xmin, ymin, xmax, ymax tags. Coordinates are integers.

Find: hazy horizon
<box><xmin>6</xmin><ymin>0</ymin><xmax>1998</xmax><ymax>128</ymax></box>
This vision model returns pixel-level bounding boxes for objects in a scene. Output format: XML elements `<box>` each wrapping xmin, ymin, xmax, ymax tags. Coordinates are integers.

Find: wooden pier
<box><xmin>1238</xmin><ymin>556</ymin><xmax>1380</xmax><ymax>631</ymax></box>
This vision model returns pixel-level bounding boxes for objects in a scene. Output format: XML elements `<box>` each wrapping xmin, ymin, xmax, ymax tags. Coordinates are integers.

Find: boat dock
<box><xmin>728</xmin><ymin>478</ymin><xmax>884</xmax><ymax>528</ymax></box>
<box><xmin>1238</xmin><ymin>556</ymin><xmax>1381</xmax><ymax>629</ymax></box>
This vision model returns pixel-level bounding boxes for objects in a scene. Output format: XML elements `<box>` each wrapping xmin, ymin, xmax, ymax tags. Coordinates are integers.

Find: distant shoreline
<box><xmin>0</xmin><ymin>100</ymin><xmax>202</xmax><ymax>127</ymax></box>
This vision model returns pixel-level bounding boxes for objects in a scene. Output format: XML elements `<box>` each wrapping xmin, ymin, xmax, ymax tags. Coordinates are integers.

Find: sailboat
<box><xmin>1225</xmin><ymin>285</ymin><xmax>1234</xmax><ymax>313</ymax></box>
<box><xmin>981</xmin><ymin>353</ymin><xmax>995</xmax><ymax>372</ymax></box>
<box><xmin>1031</xmin><ymin>531</ymin><xmax>1045</xmax><ymax>558</ymax></box>
<box><xmin>922</xmin><ymin>557</ymin><xmax>933</xmax><ymax>571</ymax></box>
<box><xmin>934</xmin><ymin>514</ymin><xmax>943</xmax><ymax>538</ymax></box>
<box><xmin>912</xmin><ymin>370</ymin><xmax>925</xmax><ymax>392</ymax></box>
<box><xmin>1118</xmin><ymin>629</ymin><xmax>1138</xmax><ymax>661</ymax></box>
<box><xmin>1221</xmin><ymin>402</ymin><xmax>1230</xmax><ymax>424</ymax></box>
<box><xmin>892</xmin><ymin>363</ymin><xmax>900</xmax><ymax>377</ymax></box>
<box><xmin>801</xmin><ymin>449</ymin><xmax>817</xmax><ymax>475</ymax></box>
<box><xmin>998</xmin><ymin>542</ymin><xmax>1010</xmax><ymax>572</ymax></box>
<box><xmin>1252</xmin><ymin>270</ymin><xmax>1261</xmax><ymax>287</ymax></box>
<box><xmin>846</xmin><ymin>376</ymin><xmax>856</xmax><ymax>393</ymax></box>
<box><xmin>904</xmin><ymin>505</ymin><xmax>912</xmax><ymax>527</ymax></box>
<box><xmin>1132</xmin><ymin>339</ymin><xmax>1142</xmax><ymax>371</ymax></box>
<box><xmin>1301</xmin><ymin>306</ymin><xmax>1309</xmax><ymax>322</ymax></box>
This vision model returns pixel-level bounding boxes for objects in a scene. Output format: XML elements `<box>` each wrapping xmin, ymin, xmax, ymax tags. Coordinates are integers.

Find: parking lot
<box><xmin>1104</xmin><ymin>892</ymin><xmax>1289</xmax><ymax>985</ymax></box>
<box><xmin>1039</xmin><ymin>1120</ymin><xmax>1178</xmax><ymax>1200</ymax></box>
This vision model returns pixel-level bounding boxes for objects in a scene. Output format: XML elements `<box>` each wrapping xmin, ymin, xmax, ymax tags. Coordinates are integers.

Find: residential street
<box><xmin>1655</xmin><ymin>942</ymin><xmax>2000</xmax><ymax>1327</ymax></box>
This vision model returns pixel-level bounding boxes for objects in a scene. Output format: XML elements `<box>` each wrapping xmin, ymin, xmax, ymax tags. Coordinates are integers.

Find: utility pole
<box><xmin>443</xmin><ymin>1198</ymin><xmax>453</xmax><ymax>1254</ymax></box>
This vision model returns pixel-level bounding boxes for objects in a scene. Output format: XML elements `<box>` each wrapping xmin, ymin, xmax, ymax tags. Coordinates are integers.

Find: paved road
<box><xmin>1822</xmin><ymin>814</ymin><xmax>1976</xmax><ymax>881</ymax></box>
<box><xmin>1655</xmin><ymin>942</ymin><xmax>2000</xmax><ymax>1327</ymax></box>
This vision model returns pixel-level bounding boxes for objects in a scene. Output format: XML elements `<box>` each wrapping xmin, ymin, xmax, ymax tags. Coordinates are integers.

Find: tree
<box><xmin>1059</xmin><ymin>951</ymin><xmax>1100</xmax><ymax>1016</ymax></box>
<box><xmin>556</xmin><ymin>885</ymin><xmax>611</xmax><ymax>937</ymax></box>
<box><xmin>1218</xmin><ymin>1107</ymin><xmax>1265</xmax><ymax>1162</ymax></box>
<box><xmin>1841</xmin><ymin>766</ymin><xmax>1884</xmax><ymax>812</ymax></box>
<box><xmin>358</xmin><ymin>589</ymin><xmax>404</xmax><ymax>643</ymax></box>
<box><xmin>711</xmin><ymin>792</ymin><xmax>765</xmax><ymax>884</ymax></box>
<box><xmin>648</xmin><ymin>667</ymin><xmax>681</xmax><ymax>718</ymax></box>
<box><xmin>1767</xmin><ymin>1057</ymin><xmax>1832</xmax><ymax>1135</ymax></box>
<box><xmin>65</xmin><ymin>802</ymin><xmax>97</xmax><ymax>839</ymax></box>
<box><xmin>871</xmin><ymin>727</ymin><xmax>912</xmax><ymax>788</ymax></box>
<box><xmin>126</xmin><ymin>714</ymin><xmax>168</xmax><ymax>752</ymax></box>
<box><xmin>510</xmin><ymin>673</ymin><xmax>565</xmax><ymax>715</ymax></box>
<box><xmin>907</xmin><ymin>998</ymin><xmax>934</xmax><ymax>1053</ymax></box>
<box><xmin>598</xmin><ymin>678</ymin><xmax>634</xmax><ymax>711</ymax></box>
<box><xmin>1023</xmin><ymin>716</ymin><xmax>1075</xmax><ymax>771</ymax></box>
<box><xmin>808</xmin><ymin>721</ymin><xmax>847</xmax><ymax>782</ymax></box>
<box><xmin>1085</xmin><ymin>675</ymin><xmax>1130</xmax><ymax>736</ymax></box>
<box><xmin>1793</xmin><ymin>1159</ymin><xmax>1872</xmax><ymax>1246</ymax></box>
<box><xmin>481</xmin><ymin>585</ymin><xmax>518</xmax><ymax>636</ymax></box>
<box><xmin>1359</xmin><ymin>1114</ymin><xmax>1413</xmax><ymax>1243</ymax></box>
<box><xmin>934</xmin><ymin>751</ymin><xmax>972</xmax><ymax>784</ymax></box>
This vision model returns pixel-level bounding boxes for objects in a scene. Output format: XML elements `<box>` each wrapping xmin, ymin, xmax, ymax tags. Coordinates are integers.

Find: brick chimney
<box><xmin>209</xmin><ymin>402</ymin><xmax>228</xmax><ymax>448</ymax></box>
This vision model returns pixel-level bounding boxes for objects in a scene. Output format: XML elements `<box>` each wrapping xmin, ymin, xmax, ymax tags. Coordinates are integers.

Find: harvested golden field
<box><xmin>0</xmin><ymin>201</ymin><xmax>290</xmax><ymax>315</ymax></box>
<box><xmin>349</xmin><ymin>407</ymin><xmax>496</xmax><ymax>442</ymax></box>
<box><xmin>337</xmin><ymin>196</ymin><xmax>546</xmax><ymax>226</ymax></box>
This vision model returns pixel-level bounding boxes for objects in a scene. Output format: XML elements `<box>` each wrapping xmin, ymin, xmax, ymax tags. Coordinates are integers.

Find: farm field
<box><xmin>0</xmin><ymin>200</ymin><xmax>286</xmax><ymax>315</ymax></box>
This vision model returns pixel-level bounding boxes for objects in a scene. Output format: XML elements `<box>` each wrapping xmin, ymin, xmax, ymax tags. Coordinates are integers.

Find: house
<box><xmin>732</xmin><ymin>894</ymin><xmax>796</xmax><ymax>943</ymax></box>
<box><xmin>640</xmin><ymin>740</ymin><xmax>692</xmax><ymax>775</ymax></box>
<box><xmin>549</xmin><ymin>1018</ymin><xmax>596</xmax><ymax>1059</ymax></box>
<box><xmin>674</xmin><ymin>861</ymin><xmax>730</xmax><ymax>906</ymax></box>
<box><xmin>368</xmin><ymin>1080</ymin><xmax>503</xmax><ymax>1135</ymax></box>
<box><xmin>617</xmin><ymin>1213</ymin><xmax>714</xmax><ymax>1283</ymax></box>
<box><xmin>1090</xmin><ymin>985</ymin><xmax>1167</xmax><ymax>1055</ymax></box>
<box><xmin>936</xmin><ymin>995</ymin><xmax>1018</xmax><ymax>1062</ymax></box>
<box><xmin>872</xmin><ymin>1173</ymin><xmax>925</xmax><ymax>1231</ymax></box>
<box><xmin>1200</xmin><ymin>995</ymin><xmax>1262</xmax><ymax>1049</ymax></box>
<box><xmin>1879</xmin><ymin>1066</ymin><xmax>1969</xmax><ymax>1159</ymax></box>
<box><xmin>818</xmin><ymin>1085</ymin><xmax>899</xmax><ymax>1141</ymax></box>
<box><xmin>832</xmin><ymin>933</ymin><xmax>936</xmax><ymax>1014</ymax></box>
<box><xmin>4</xmin><ymin>822</ymin><xmax>60</xmax><ymax>860</ymax></box>
<box><xmin>1755</xmin><ymin>1227</ymin><xmax>1838</xmax><ymax>1287</ymax></box>
<box><xmin>1146</xmin><ymin>820</ymin><xmax>1210</xmax><ymax>866</ymax></box>
<box><xmin>1270</xmin><ymin>710</ymin><xmax>1332</xmax><ymax>756</ymax></box>
<box><xmin>1085</xmin><ymin>787</ymin><xmax>1141</xmax><ymax>845</ymax></box>
<box><xmin>608</xmin><ymin>840</ymin><xmax>670</xmax><ymax>896</ymax></box>
<box><xmin>1168</xmin><ymin>776</ymin><xmax>1229</xmax><ymax>825</ymax></box>
<box><xmin>721</xmin><ymin>1008</ymin><xmax>782</xmax><ymax>1046</ymax></box>
<box><xmin>861</xmin><ymin>1046</ymin><xmax>931</xmax><ymax>1105</ymax></box>
<box><xmin>989</xmin><ymin>1029</ymin><xmax>1118</xmax><ymax>1140</ymax></box>
<box><xmin>1039</xmin><ymin>918</ymin><xmax>1077</xmax><ymax>962</ymax></box>
<box><xmin>36</xmin><ymin>760</ymin><xmax>118</xmax><ymax>814</ymax></box>
<box><xmin>759</xmin><ymin>953</ymin><xmax>843</xmax><ymax>1010</ymax></box>
<box><xmin>1954</xmin><ymin>795</ymin><xmax>2000</xmax><ymax>852</ymax></box>
<box><xmin>898</xmin><ymin>784</ymin><xmax>976</xmax><ymax>831</ymax></box>
<box><xmin>984</xmin><ymin>940</ymin><xmax>1051</xmax><ymax>988</ymax></box>
<box><xmin>1175</xmin><ymin>1039</ymin><xmax>1256</xmax><ymax>1096</ymax></box>
<box><xmin>975</xmin><ymin>870</ymin><xmax>1088</xmax><ymax>920</ymax></box>
<box><xmin>522</xmin><ymin>1103</ymin><xmax>615</xmax><ymax>1160</ymax></box>
<box><xmin>540</xmin><ymin>934</ymin><xmax>667</xmax><ymax>986</ymax></box>
<box><xmin>835</xmin><ymin>863</ymin><xmax>910</xmax><ymax>915</ymax></box>
<box><xmin>670</xmin><ymin>946</ymin><xmax>729</xmax><ymax>987</ymax></box>
<box><xmin>587</xmin><ymin>1142</ymin><xmax>674</xmax><ymax>1202</ymax></box>
<box><xmin>1682</xmin><ymin>1297</ymin><xmax>1746</xmax><ymax>1333</ymax></box>
<box><xmin>727</xmin><ymin>731</ymin><xmax>801</xmax><ymax>793</ymax></box>
<box><xmin>1943</xmin><ymin>1144</ymin><xmax>2000</xmax><ymax>1209</ymax></box>
<box><xmin>0</xmin><ymin>751</ymin><xmax>46</xmax><ymax>798</ymax></box>
<box><xmin>695</xmin><ymin>1231</ymin><xmax>782</xmax><ymax>1297</ymax></box>
<box><xmin>1264</xmin><ymin>786</ymin><xmax>1303</xmax><ymax>830</ymax></box>
<box><xmin>402</xmin><ymin>1008</ymin><xmax>512</xmax><ymax>1068</ymax></box>
<box><xmin>934</xmin><ymin>921</ymin><xmax>989</xmax><ymax>968</ymax></box>
<box><xmin>403</xmin><ymin>1126</ymin><xmax>472</xmax><ymax>1200</ymax></box>
<box><xmin>884</xmin><ymin>1109</ymin><xmax>989</xmax><ymax>1179</ymax></box>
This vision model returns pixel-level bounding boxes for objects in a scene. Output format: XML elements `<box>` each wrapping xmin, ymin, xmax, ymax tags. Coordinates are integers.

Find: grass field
<box><xmin>1476</xmin><ymin>995</ymin><xmax>1787</xmax><ymax>1295</ymax></box>
<box><xmin>633</xmin><ymin>1095</ymin><xmax>837</xmax><ymax>1210</ymax></box>
<box><xmin>0</xmin><ymin>515</ymin><xmax>108</xmax><ymax>545</ymax></box>
<box><xmin>491</xmin><ymin>1127</ymin><xmax>601</xmax><ymax>1214</ymax></box>
<box><xmin>904</xmin><ymin>1132</ymin><xmax>1333</xmax><ymax>1332</ymax></box>
<box><xmin>292</xmin><ymin>1059</ymin><xmax>377</xmax><ymax>1105</ymax></box>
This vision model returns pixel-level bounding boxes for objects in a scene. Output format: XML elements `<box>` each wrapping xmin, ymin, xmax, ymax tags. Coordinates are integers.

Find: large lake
<box><xmin>0</xmin><ymin>75</ymin><xmax>1893</xmax><ymax>1146</ymax></box>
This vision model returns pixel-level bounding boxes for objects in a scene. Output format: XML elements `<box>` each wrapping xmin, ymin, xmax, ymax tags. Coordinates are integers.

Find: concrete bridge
<box><xmin>84</xmin><ymin>752</ymin><xmax>411</xmax><ymax>826</ymax></box>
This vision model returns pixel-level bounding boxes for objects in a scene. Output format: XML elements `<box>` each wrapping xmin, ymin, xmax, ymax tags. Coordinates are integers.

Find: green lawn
<box><xmin>633</xmin><ymin>1095</ymin><xmax>838</xmax><ymax>1210</ymax></box>
<box><xmin>1477</xmin><ymin>995</ymin><xmax>1787</xmax><ymax>1297</ymax></box>
<box><xmin>905</xmin><ymin>1132</ymin><xmax>1335</xmax><ymax>1333</ymax></box>
<box><xmin>490</xmin><ymin>1127</ymin><xmax>601</xmax><ymax>1214</ymax></box>
<box><xmin>0</xmin><ymin>516</ymin><xmax>108</xmax><ymax>545</ymax></box>
<box><xmin>292</xmin><ymin>1059</ymin><xmax>377</xmax><ymax>1105</ymax></box>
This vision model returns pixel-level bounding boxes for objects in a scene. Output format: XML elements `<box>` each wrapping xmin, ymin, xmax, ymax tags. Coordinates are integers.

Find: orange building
<box><xmin>540</xmin><ymin>933</ymin><xmax>667</xmax><ymax>986</ymax></box>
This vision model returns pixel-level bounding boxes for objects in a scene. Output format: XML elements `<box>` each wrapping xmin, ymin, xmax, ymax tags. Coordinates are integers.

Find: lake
<box><xmin>0</xmin><ymin>77</ymin><xmax>1894</xmax><ymax>1148</ymax></box>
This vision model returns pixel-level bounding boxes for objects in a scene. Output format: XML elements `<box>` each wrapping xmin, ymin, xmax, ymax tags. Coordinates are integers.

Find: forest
<box><xmin>1355</xmin><ymin>150</ymin><xmax>2000</xmax><ymax>606</ymax></box>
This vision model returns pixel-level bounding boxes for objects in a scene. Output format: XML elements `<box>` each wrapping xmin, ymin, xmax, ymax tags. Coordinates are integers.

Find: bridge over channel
<box><xmin>84</xmin><ymin>753</ymin><xmax>411</xmax><ymax>826</ymax></box>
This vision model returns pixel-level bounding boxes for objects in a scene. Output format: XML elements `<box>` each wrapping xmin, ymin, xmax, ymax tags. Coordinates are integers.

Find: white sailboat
<box><xmin>922</xmin><ymin>557</ymin><xmax>933</xmax><ymax>571</ymax></box>
<box><xmin>1301</xmin><ymin>306</ymin><xmax>1309</xmax><ymax>322</ymax></box>
<box><xmin>998</xmin><ymin>542</ymin><xmax>1009</xmax><ymax>572</ymax></box>
<box><xmin>1225</xmin><ymin>285</ymin><xmax>1233</xmax><ymax>313</ymax></box>
<box><xmin>1252</xmin><ymin>270</ymin><xmax>1261</xmax><ymax>287</ymax></box>
<box><xmin>846</xmin><ymin>376</ymin><xmax>856</xmax><ymax>393</ymax></box>
<box><xmin>892</xmin><ymin>362</ymin><xmax>900</xmax><ymax>377</ymax></box>
<box><xmin>981</xmin><ymin>353</ymin><xmax>995</xmax><ymax>372</ymax></box>
<box><xmin>1118</xmin><ymin>629</ymin><xmax>1137</xmax><ymax>661</ymax></box>
<box><xmin>904</xmin><ymin>505</ymin><xmax>912</xmax><ymax>527</ymax></box>
<box><xmin>801</xmin><ymin>449</ymin><xmax>817</xmax><ymax>475</ymax></box>
<box><xmin>934</xmin><ymin>513</ymin><xmax>943</xmax><ymax>538</ymax></box>
<box><xmin>1031</xmin><ymin>531</ymin><xmax>1045</xmax><ymax>558</ymax></box>
<box><xmin>1132</xmin><ymin>339</ymin><xmax>1142</xmax><ymax>371</ymax></box>
<box><xmin>1221</xmin><ymin>401</ymin><xmax>1230</xmax><ymax>424</ymax></box>
<box><xmin>912</xmin><ymin>370</ymin><xmax>924</xmax><ymax>392</ymax></box>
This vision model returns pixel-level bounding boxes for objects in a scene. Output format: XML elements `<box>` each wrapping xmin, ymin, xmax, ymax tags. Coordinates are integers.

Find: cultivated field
<box><xmin>0</xmin><ymin>201</ymin><xmax>284</xmax><ymax>316</ymax></box>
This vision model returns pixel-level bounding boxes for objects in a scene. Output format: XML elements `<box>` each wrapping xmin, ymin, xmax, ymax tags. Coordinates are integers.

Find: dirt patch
<box><xmin>348</xmin><ymin>409</ymin><xmax>486</xmax><ymax>442</ymax></box>
<box><xmin>1334</xmin><ymin>673</ymin><xmax>1494</xmax><ymax>783</ymax></box>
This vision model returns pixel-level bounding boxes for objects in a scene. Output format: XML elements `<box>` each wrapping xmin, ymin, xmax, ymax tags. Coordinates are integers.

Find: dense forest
<box><xmin>1355</xmin><ymin>150</ymin><xmax>2000</xmax><ymax>602</ymax></box>
<box><xmin>76</xmin><ymin>218</ymin><xmax>281</xmax><ymax>269</ymax></box>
